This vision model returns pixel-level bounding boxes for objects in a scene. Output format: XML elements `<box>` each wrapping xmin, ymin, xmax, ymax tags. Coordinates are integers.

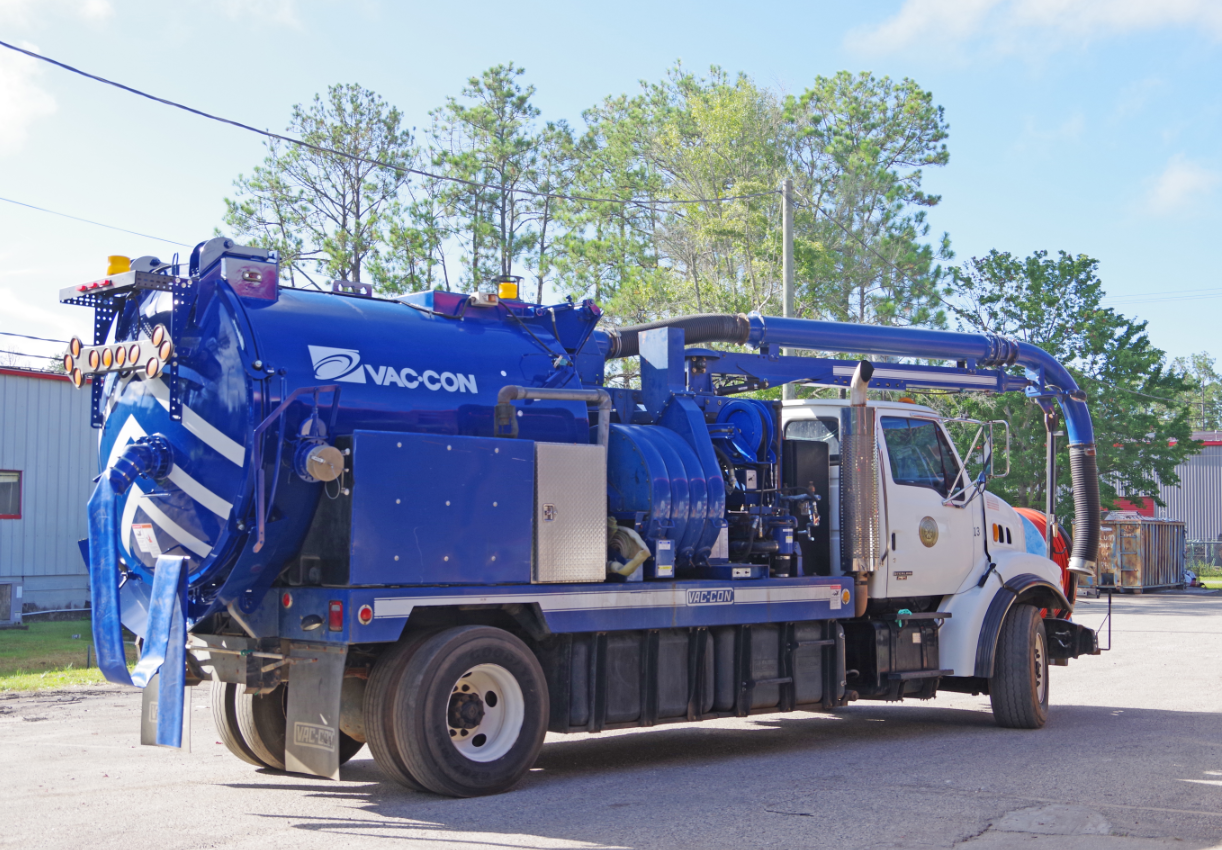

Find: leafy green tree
<box><xmin>940</xmin><ymin>250</ymin><xmax>1197</xmax><ymax>517</ymax></box>
<box><xmin>222</xmin><ymin>84</ymin><xmax>416</xmax><ymax>287</ymax></box>
<box><xmin>429</xmin><ymin>63</ymin><xmax>543</xmax><ymax>288</ymax></box>
<box><xmin>784</xmin><ymin>71</ymin><xmax>952</xmax><ymax>327</ymax></box>
<box><xmin>1171</xmin><ymin>352</ymin><xmax>1222</xmax><ymax>431</ymax></box>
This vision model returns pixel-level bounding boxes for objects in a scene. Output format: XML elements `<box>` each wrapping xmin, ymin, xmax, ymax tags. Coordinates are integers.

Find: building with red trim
<box><xmin>0</xmin><ymin>366</ymin><xmax>97</xmax><ymax>620</ymax></box>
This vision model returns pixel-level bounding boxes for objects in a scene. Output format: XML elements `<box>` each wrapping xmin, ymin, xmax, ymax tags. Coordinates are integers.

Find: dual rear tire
<box><xmin>364</xmin><ymin>626</ymin><xmax>549</xmax><ymax>797</ymax></box>
<box><xmin>211</xmin><ymin>680</ymin><xmax>364</xmax><ymax>770</ymax></box>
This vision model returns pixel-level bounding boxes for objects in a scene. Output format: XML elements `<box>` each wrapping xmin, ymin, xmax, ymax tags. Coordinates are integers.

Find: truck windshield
<box><xmin>880</xmin><ymin>417</ymin><xmax>960</xmax><ymax>498</ymax></box>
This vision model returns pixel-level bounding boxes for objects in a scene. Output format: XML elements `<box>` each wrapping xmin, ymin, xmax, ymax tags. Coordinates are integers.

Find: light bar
<box><xmin>64</xmin><ymin>323</ymin><xmax>173</xmax><ymax>388</ymax></box>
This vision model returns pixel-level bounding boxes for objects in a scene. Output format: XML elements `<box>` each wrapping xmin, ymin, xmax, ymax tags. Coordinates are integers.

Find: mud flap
<box><xmin>132</xmin><ymin>555</ymin><xmax>189</xmax><ymax>748</ymax></box>
<box><xmin>285</xmin><ymin>642</ymin><xmax>347</xmax><ymax>779</ymax></box>
<box><xmin>140</xmin><ymin>671</ymin><xmax>190</xmax><ymax>751</ymax></box>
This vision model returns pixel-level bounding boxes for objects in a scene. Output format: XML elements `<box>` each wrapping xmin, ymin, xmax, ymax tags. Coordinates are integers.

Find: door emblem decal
<box><xmin>919</xmin><ymin>516</ymin><xmax>939</xmax><ymax>548</ymax></box>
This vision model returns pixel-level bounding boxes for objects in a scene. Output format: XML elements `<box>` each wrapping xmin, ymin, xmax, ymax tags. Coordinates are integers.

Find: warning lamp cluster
<box><xmin>62</xmin><ymin>324</ymin><xmax>174</xmax><ymax>388</ymax></box>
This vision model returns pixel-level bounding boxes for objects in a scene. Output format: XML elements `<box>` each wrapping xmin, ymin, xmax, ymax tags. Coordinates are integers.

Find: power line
<box><xmin>0</xmin><ymin>39</ymin><xmax>778</xmax><ymax>210</ymax></box>
<box><xmin>0</xmin><ymin>348</ymin><xmax>55</xmax><ymax>360</ymax></box>
<box><xmin>0</xmin><ymin>331</ymin><xmax>69</xmax><ymax>345</ymax></box>
<box><xmin>0</xmin><ymin>195</ymin><xmax>192</xmax><ymax>247</ymax></box>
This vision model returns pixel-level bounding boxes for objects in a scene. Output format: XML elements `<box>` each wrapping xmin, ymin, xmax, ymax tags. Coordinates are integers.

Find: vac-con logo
<box><xmin>308</xmin><ymin>346</ymin><xmax>478</xmax><ymax>393</ymax></box>
<box><xmin>686</xmin><ymin>588</ymin><xmax>734</xmax><ymax>606</ymax></box>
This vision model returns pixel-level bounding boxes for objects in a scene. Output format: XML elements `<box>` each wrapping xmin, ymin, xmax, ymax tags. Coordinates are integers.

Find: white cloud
<box><xmin>1013</xmin><ymin>110</ymin><xmax>1085</xmax><ymax>152</ymax></box>
<box><xmin>0</xmin><ymin>0</ymin><xmax>114</xmax><ymax>25</ymax></box>
<box><xmin>0</xmin><ymin>43</ymin><xmax>57</xmax><ymax>157</ymax></box>
<box><xmin>211</xmin><ymin>0</ymin><xmax>301</xmax><ymax>27</ymax></box>
<box><xmin>1146</xmin><ymin>154</ymin><xmax>1221</xmax><ymax>216</ymax></box>
<box><xmin>847</xmin><ymin>0</ymin><xmax>1222</xmax><ymax>55</ymax></box>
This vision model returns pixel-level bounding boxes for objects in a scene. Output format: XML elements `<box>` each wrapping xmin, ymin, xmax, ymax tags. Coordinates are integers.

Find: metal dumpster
<box><xmin>1097</xmin><ymin>512</ymin><xmax>1186</xmax><ymax>592</ymax></box>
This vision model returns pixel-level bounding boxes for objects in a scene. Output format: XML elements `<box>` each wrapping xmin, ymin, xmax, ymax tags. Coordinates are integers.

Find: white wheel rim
<box><xmin>1034</xmin><ymin>631</ymin><xmax>1047</xmax><ymax>704</ymax></box>
<box><xmin>446</xmin><ymin>663</ymin><xmax>524</xmax><ymax>763</ymax></box>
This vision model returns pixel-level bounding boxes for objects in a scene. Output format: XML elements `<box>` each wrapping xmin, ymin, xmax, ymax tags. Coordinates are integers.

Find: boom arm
<box><xmin>604</xmin><ymin>313</ymin><xmax>1101</xmax><ymax>576</ymax></box>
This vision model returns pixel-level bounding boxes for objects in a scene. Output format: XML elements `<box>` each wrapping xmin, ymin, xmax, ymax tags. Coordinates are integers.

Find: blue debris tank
<box><xmin>78</xmin><ymin>238</ymin><xmax>604</xmax><ymax>629</ymax></box>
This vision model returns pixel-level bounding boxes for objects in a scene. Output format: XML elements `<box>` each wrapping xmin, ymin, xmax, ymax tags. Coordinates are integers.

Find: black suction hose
<box><xmin>1068</xmin><ymin>445</ymin><xmax>1101</xmax><ymax>574</ymax></box>
<box><xmin>605</xmin><ymin>313</ymin><xmax>750</xmax><ymax>358</ymax></box>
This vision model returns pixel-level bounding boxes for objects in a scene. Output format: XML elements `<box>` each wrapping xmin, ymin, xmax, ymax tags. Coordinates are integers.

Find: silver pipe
<box><xmin>840</xmin><ymin>361</ymin><xmax>881</xmax><ymax>576</ymax></box>
<box><xmin>496</xmin><ymin>385</ymin><xmax>612</xmax><ymax>448</ymax></box>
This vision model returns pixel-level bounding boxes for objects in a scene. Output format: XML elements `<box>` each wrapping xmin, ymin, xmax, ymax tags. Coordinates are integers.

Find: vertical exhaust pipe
<box><xmin>840</xmin><ymin>361</ymin><xmax>881</xmax><ymax>617</ymax></box>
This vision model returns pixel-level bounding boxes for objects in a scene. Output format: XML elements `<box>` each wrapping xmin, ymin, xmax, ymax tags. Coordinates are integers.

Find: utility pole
<box><xmin>782</xmin><ymin>177</ymin><xmax>795</xmax><ymax>401</ymax></box>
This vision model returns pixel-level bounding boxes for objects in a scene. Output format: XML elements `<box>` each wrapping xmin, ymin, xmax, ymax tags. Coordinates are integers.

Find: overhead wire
<box><xmin>0</xmin><ymin>195</ymin><xmax>192</xmax><ymax>247</ymax></box>
<box><xmin>0</xmin><ymin>330</ymin><xmax>70</xmax><ymax>345</ymax></box>
<box><xmin>0</xmin><ymin>39</ymin><xmax>779</xmax><ymax>210</ymax></box>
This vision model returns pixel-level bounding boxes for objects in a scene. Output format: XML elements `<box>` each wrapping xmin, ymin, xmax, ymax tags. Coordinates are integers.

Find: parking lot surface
<box><xmin>2</xmin><ymin>592</ymin><xmax>1221</xmax><ymax>850</ymax></box>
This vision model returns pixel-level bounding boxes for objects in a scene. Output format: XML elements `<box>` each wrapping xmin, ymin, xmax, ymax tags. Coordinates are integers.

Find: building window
<box><xmin>0</xmin><ymin>471</ymin><xmax>21</xmax><ymax>519</ymax></box>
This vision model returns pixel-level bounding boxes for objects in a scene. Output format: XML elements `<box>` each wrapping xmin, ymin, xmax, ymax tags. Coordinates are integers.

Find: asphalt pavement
<box><xmin>2</xmin><ymin>591</ymin><xmax>1221</xmax><ymax>850</ymax></box>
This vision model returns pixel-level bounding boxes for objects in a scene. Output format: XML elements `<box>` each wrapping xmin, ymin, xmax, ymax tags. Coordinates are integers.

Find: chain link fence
<box><xmin>1187</xmin><ymin>540</ymin><xmax>1222</xmax><ymax>577</ymax></box>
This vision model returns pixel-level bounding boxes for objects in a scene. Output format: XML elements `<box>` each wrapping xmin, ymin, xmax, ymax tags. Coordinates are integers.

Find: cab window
<box><xmin>880</xmin><ymin>417</ymin><xmax>960</xmax><ymax>498</ymax></box>
<box><xmin>784</xmin><ymin>417</ymin><xmax>840</xmax><ymax>462</ymax></box>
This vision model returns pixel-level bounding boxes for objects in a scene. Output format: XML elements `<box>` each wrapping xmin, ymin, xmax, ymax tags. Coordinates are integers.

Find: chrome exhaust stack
<box><xmin>840</xmin><ymin>361</ymin><xmax>881</xmax><ymax>617</ymax></box>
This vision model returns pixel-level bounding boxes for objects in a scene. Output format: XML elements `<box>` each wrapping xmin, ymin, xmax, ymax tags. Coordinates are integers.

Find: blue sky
<box><xmin>1</xmin><ymin>0</ymin><xmax>1219</xmax><ymax>366</ymax></box>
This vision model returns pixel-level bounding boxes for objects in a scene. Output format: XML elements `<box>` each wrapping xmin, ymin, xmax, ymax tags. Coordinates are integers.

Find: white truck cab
<box><xmin>782</xmin><ymin>397</ymin><xmax>1065</xmax><ymax>679</ymax></box>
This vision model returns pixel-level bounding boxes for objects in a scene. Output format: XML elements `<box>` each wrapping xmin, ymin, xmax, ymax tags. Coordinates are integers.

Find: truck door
<box><xmin>879</xmin><ymin>416</ymin><xmax>980</xmax><ymax>597</ymax></box>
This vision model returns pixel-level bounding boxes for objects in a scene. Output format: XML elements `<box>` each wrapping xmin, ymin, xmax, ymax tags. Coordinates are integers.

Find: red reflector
<box><xmin>357</xmin><ymin>604</ymin><xmax>373</xmax><ymax>625</ymax></box>
<box><xmin>77</xmin><ymin>285</ymin><xmax>87</xmax><ymax>292</ymax></box>
<box><xmin>103</xmin><ymin>279</ymin><xmax>112</xmax><ymax>286</ymax></box>
<box><xmin>328</xmin><ymin>600</ymin><xmax>343</xmax><ymax>631</ymax></box>
<box><xmin>89</xmin><ymin>282</ymin><xmax>100</xmax><ymax>289</ymax></box>
<box><xmin>281</xmin><ymin>592</ymin><xmax>292</xmax><ymax>609</ymax></box>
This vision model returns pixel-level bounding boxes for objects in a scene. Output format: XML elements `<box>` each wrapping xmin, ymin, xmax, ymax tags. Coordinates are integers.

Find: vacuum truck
<box><xmin>62</xmin><ymin>238</ymin><xmax>1100</xmax><ymax>797</ymax></box>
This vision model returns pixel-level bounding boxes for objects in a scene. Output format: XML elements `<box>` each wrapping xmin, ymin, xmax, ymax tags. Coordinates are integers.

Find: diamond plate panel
<box><xmin>535</xmin><ymin>443</ymin><xmax>607</xmax><ymax>583</ymax></box>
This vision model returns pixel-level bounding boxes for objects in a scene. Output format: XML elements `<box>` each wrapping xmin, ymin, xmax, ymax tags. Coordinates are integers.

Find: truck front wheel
<box><xmin>989</xmin><ymin>603</ymin><xmax>1049</xmax><ymax>729</ymax></box>
<box><xmin>390</xmin><ymin>626</ymin><xmax>549</xmax><ymax>797</ymax></box>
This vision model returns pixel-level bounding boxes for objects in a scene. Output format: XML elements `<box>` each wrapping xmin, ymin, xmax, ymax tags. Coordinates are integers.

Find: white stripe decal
<box><xmin>107</xmin><ymin>415</ymin><xmax>233</xmax><ymax>519</ymax></box>
<box><xmin>373</xmin><ymin>585</ymin><xmax>841</xmax><ymax>620</ymax></box>
<box><xmin>106</xmin><ymin>415</ymin><xmax>148</xmax><ymax>471</ymax></box>
<box><xmin>147</xmin><ymin>379</ymin><xmax>246</xmax><ymax>466</ymax></box>
<box><xmin>831</xmin><ymin>364</ymin><xmax>997</xmax><ymax>387</ymax></box>
<box><xmin>166</xmin><ymin>467</ymin><xmax>233</xmax><ymax>519</ymax></box>
<box><xmin>131</xmin><ymin>485</ymin><xmax>213</xmax><ymax>558</ymax></box>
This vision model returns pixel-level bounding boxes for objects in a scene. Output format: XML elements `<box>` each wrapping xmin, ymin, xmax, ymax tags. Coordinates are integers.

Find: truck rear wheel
<box><xmin>989</xmin><ymin>604</ymin><xmax>1049</xmax><ymax>729</ymax></box>
<box><xmin>234</xmin><ymin>683</ymin><xmax>363</xmax><ymax>771</ymax></box>
<box><xmin>211</xmin><ymin>679</ymin><xmax>267</xmax><ymax>767</ymax></box>
<box><xmin>390</xmin><ymin>626</ymin><xmax>548</xmax><ymax>797</ymax></box>
<box><xmin>365</xmin><ymin>631</ymin><xmax>436</xmax><ymax>791</ymax></box>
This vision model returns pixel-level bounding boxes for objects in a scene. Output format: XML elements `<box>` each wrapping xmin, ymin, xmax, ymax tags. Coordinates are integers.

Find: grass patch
<box><xmin>1201</xmin><ymin>577</ymin><xmax>1222</xmax><ymax>590</ymax></box>
<box><xmin>0</xmin><ymin>619</ymin><xmax>136</xmax><ymax>692</ymax></box>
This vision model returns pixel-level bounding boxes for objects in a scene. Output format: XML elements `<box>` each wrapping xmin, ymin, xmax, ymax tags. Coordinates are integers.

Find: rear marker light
<box><xmin>63</xmin><ymin>354</ymin><xmax>74</xmax><ymax>373</ymax></box>
<box><xmin>114</xmin><ymin>346</ymin><xmax>126</xmax><ymax>367</ymax></box>
<box><xmin>101</xmin><ymin>347</ymin><xmax>113</xmax><ymax>368</ymax></box>
<box><xmin>145</xmin><ymin>358</ymin><xmax>162</xmax><ymax>378</ymax></box>
<box><xmin>71</xmin><ymin>368</ymin><xmax>84</xmax><ymax>388</ymax></box>
<box><xmin>88</xmin><ymin>350</ymin><xmax>100</xmax><ymax>370</ymax></box>
<box><xmin>281</xmin><ymin>592</ymin><xmax>292</xmax><ymax>609</ymax></box>
<box><xmin>328</xmin><ymin>600</ymin><xmax>344</xmax><ymax>632</ymax></box>
<box><xmin>128</xmin><ymin>343</ymin><xmax>141</xmax><ymax>362</ymax></box>
<box><xmin>158</xmin><ymin>340</ymin><xmax>174</xmax><ymax>361</ymax></box>
<box><xmin>69</xmin><ymin>337</ymin><xmax>82</xmax><ymax>358</ymax></box>
<box><xmin>151</xmin><ymin>324</ymin><xmax>166</xmax><ymax>346</ymax></box>
<box><xmin>357</xmin><ymin>604</ymin><xmax>373</xmax><ymax>625</ymax></box>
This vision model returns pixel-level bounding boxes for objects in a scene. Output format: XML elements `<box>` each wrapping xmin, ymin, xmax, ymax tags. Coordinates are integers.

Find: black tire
<box><xmin>235</xmin><ymin>683</ymin><xmax>363</xmax><ymax>771</ymax></box>
<box><xmin>989</xmin><ymin>604</ymin><xmax>1049</xmax><ymax>729</ymax></box>
<box><xmin>391</xmin><ymin>626</ymin><xmax>549</xmax><ymax>797</ymax></box>
<box><xmin>236</xmin><ymin>684</ymin><xmax>289</xmax><ymax>770</ymax></box>
<box><xmin>211</xmin><ymin>679</ymin><xmax>267</xmax><ymax>767</ymax></box>
<box><xmin>364</xmin><ymin>632</ymin><xmax>436</xmax><ymax>791</ymax></box>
